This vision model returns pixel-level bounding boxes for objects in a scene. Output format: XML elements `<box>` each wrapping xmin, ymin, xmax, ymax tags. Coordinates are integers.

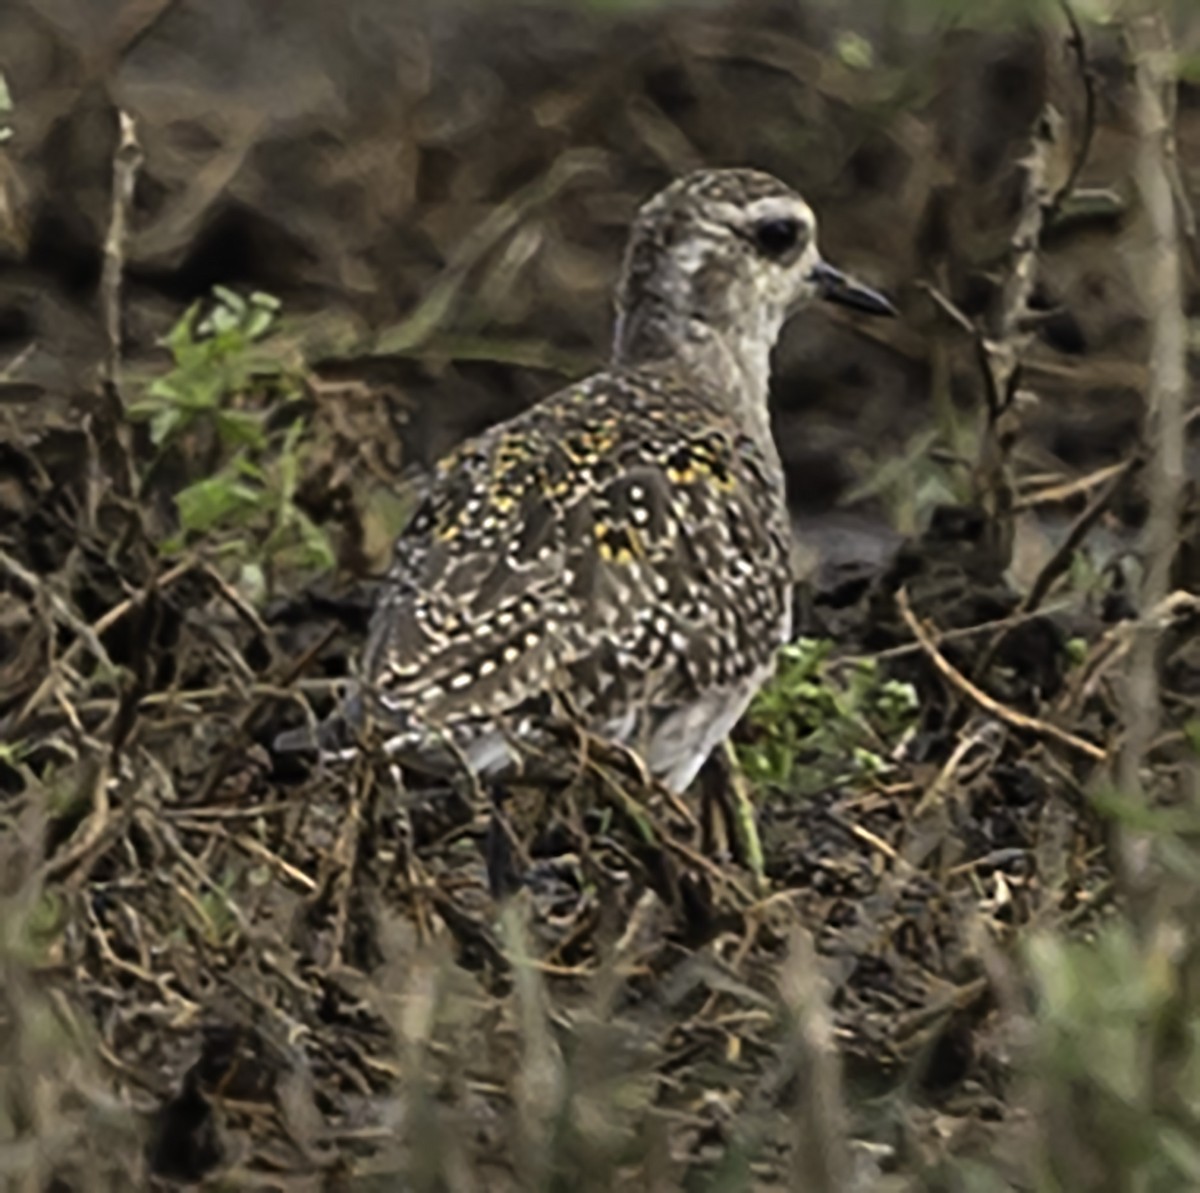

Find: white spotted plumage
<box><xmin>277</xmin><ymin>168</ymin><xmax>895</xmax><ymax>789</ymax></box>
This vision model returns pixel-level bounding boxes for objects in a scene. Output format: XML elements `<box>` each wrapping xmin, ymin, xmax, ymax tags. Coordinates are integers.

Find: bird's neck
<box><xmin>611</xmin><ymin>300</ymin><xmax>780</xmax><ymax>454</ymax></box>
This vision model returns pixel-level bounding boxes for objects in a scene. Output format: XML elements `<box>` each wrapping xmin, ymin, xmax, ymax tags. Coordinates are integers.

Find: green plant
<box><xmin>736</xmin><ymin>638</ymin><xmax>919</xmax><ymax>794</ymax></box>
<box><xmin>128</xmin><ymin>287</ymin><xmax>334</xmax><ymax>595</ymax></box>
<box><xmin>130</xmin><ymin>287</ymin><xmax>290</xmax><ymax>449</ymax></box>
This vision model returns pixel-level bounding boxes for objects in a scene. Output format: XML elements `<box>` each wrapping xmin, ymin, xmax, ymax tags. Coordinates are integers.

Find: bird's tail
<box><xmin>272</xmin><ymin>691</ymin><xmax>363</xmax><ymax>758</ymax></box>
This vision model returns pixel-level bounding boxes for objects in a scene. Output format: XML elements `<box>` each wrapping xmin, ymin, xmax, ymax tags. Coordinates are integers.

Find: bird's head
<box><xmin>613</xmin><ymin>168</ymin><xmax>894</xmax><ymax>376</ymax></box>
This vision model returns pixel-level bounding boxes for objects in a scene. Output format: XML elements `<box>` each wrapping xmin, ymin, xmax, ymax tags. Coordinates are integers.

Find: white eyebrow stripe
<box><xmin>744</xmin><ymin>197</ymin><xmax>814</xmax><ymax>238</ymax></box>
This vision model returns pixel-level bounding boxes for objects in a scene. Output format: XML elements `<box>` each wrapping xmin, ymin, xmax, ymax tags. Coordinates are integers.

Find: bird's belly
<box><xmin>378</xmin><ymin>596</ymin><xmax>792</xmax><ymax>790</ymax></box>
<box><xmin>635</xmin><ymin>657</ymin><xmax>777</xmax><ymax>791</ymax></box>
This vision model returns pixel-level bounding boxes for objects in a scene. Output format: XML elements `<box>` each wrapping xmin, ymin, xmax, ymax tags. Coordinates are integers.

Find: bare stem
<box><xmin>783</xmin><ymin>929</ymin><xmax>850</xmax><ymax>1192</ymax></box>
<box><xmin>1116</xmin><ymin>10</ymin><xmax>1187</xmax><ymax>906</ymax></box>
<box><xmin>101</xmin><ymin>111</ymin><xmax>142</xmax><ymax>392</ymax></box>
<box><xmin>90</xmin><ymin>108</ymin><xmax>145</xmax><ymax>513</ymax></box>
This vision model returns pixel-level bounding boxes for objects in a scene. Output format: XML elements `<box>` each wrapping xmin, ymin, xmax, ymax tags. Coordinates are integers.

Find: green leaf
<box><xmin>210</xmin><ymin>285</ymin><xmax>246</xmax><ymax>318</ymax></box>
<box><xmin>125</xmin><ymin>397</ymin><xmax>166</xmax><ymax>422</ymax></box>
<box><xmin>250</xmin><ymin>290</ymin><xmax>281</xmax><ymax>311</ymax></box>
<box><xmin>148</xmin><ymin>407</ymin><xmax>184</xmax><ymax>447</ymax></box>
<box><xmin>238</xmin><ymin>561</ymin><xmax>268</xmax><ymax>605</ymax></box>
<box><xmin>149</xmin><ymin>367</ymin><xmax>225</xmax><ymax>412</ymax></box>
<box><xmin>293</xmin><ymin>510</ymin><xmax>335</xmax><ymax>571</ymax></box>
<box><xmin>233</xmin><ymin>455</ymin><xmax>267</xmax><ymax>483</ymax></box>
<box><xmin>277</xmin><ymin>419</ymin><xmax>305</xmax><ymax>502</ymax></box>
<box><xmin>835</xmin><ymin>30</ymin><xmax>874</xmax><ymax>69</ymax></box>
<box><xmin>176</xmin><ymin>474</ymin><xmax>261</xmax><ymax>534</ymax></box>
<box><xmin>242</xmin><ymin>308</ymin><xmax>271</xmax><ymax>341</ymax></box>
<box><xmin>163</xmin><ymin>302</ymin><xmax>202</xmax><ymax>354</ymax></box>
<box><xmin>215</xmin><ymin>408</ymin><xmax>268</xmax><ymax>449</ymax></box>
<box><xmin>144</xmin><ymin>375</ymin><xmax>185</xmax><ymax>403</ymax></box>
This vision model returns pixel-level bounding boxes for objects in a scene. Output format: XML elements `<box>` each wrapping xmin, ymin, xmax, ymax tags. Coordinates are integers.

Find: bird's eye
<box><xmin>752</xmin><ymin>217</ymin><xmax>803</xmax><ymax>258</ymax></box>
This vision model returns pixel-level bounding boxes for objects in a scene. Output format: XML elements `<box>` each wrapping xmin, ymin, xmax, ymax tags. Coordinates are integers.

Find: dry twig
<box><xmin>101</xmin><ymin>112</ymin><xmax>141</xmax><ymax>392</ymax></box>
<box><xmin>92</xmin><ymin>108</ymin><xmax>143</xmax><ymax>508</ymax></box>
<box><xmin>974</xmin><ymin>456</ymin><xmax>1137</xmax><ymax>678</ymax></box>
<box><xmin>897</xmin><ymin>587</ymin><xmax>1106</xmax><ymax>762</ymax></box>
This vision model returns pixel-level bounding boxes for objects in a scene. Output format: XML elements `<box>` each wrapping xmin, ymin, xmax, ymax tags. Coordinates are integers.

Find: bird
<box><xmin>278</xmin><ymin>168</ymin><xmax>894</xmax><ymax>817</ymax></box>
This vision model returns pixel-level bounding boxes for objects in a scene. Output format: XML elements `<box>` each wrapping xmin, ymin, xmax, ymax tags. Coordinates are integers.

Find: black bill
<box><xmin>809</xmin><ymin>260</ymin><xmax>896</xmax><ymax>316</ymax></box>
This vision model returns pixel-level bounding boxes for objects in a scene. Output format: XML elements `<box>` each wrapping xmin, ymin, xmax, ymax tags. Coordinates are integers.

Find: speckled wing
<box><xmin>360</xmin><ymin>370</ymin><xmax>793</xmax><ymax>746</ymax></box>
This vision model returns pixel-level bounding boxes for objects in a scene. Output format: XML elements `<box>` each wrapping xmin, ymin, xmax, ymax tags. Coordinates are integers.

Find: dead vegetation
<box><xmin>3</xmin><ymin>0</ymin><xmax>1200</xmax><ymax>1188</ymax></box>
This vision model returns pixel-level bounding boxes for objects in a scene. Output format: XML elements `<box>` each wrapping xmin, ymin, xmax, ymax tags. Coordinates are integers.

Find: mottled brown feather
<box><xmin>285</xmin><ymin>167</ymin><xmax>894</xmax><ymax>788</ymax></box>
<box><xmin>361</xmin><ymin>370</ymin><xmax>792</xmax><ymax>740</ymax></box>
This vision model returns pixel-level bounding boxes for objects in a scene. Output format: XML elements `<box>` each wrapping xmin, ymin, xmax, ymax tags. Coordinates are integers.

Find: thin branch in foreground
<box><xmin>782</xmin><ymin>928</ymin><xmax>850</xmax><ymax>1193</ymax></box>
<box><xmin>1117</xmin><ymin>9</ymin><xmax>1188</xmax><ymax>902</ymax></box>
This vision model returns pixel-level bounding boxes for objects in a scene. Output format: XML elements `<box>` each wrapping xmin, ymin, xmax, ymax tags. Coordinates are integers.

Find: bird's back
<box><xmin>360</xmin><ymin>364</ymin><xmax>793</xmax><ymax>786</ymax></box>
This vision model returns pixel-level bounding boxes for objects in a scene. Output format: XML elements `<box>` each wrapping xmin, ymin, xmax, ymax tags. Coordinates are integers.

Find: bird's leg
<box><xmin>484</xmin><ymin>784</ymin><xmax>527</xmax><ymax>900</ymax></box>
<box><xmin>483</xmin><ymin>779</ymin><xmax>561</xmax><ymax>901</ymax></box>
<box><xmin>699</xmin><ymin>743</ymin><xmax>766</xmax><ymax>894</ymax></box>
<box><xmin>698</xmin><ymin>755</ymin><xmax>730</xmax><ymax>859</ymax></box>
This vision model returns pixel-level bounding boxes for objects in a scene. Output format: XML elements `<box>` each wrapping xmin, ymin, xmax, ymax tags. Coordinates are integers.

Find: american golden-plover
<box><xmin>280</xmin><ymin>169</ymin><xmax>893</xmax><ymax>848</ymax></box>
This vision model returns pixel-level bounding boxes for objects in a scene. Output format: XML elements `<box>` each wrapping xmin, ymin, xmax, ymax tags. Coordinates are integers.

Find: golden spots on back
<box><xmin>560</xmin><ymin>417</ymin><xmax>620</xmax><ymax>466</ymax></box>
<box><xmin>478</xmin><ymin>433</ymin><xmax>542</xmax><ymax>513</ymax></box>
<box><xmin>494</xmin><ymin>435</ymin><xmax>534</xmax><ymax>466</ymax></box>
<box><xmin>594</xmin><ymin>520</ymin><xmax>642</xmax><ymax>565</ymax></box>
<box><xmin>665</xmin><ymin>455</ymin><xmax>697</xmax><ymax>486</ymax></box>
<box><xmin>368</xmin><ymin>364</ymin><xmax>795</xmax><ymax>758</ymax></box>
<box><xmin>662</xmin><ymin>433</ymin><xmax>737</xmax><ymax>493</ymax></box>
